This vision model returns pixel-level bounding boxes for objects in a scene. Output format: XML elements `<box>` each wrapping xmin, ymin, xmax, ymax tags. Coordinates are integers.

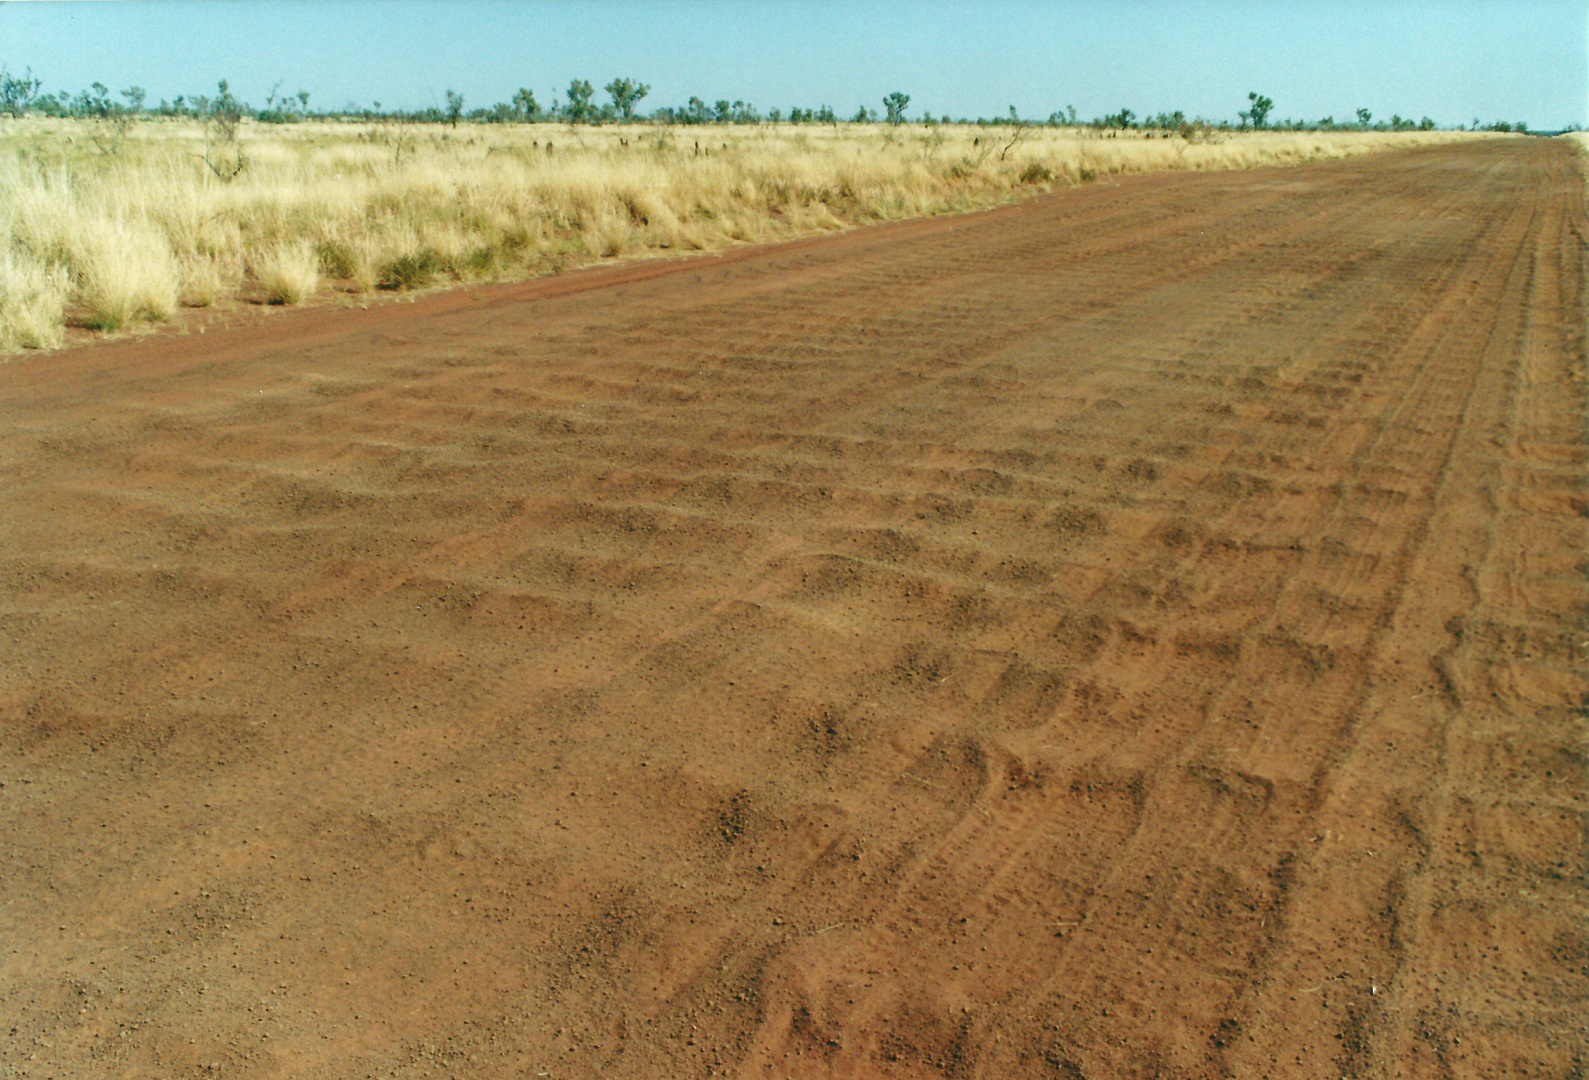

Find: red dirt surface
<box><xmin>2</xmin><ymin>140</ymin><xmax>1585</xmax><ymax>1080</ymax></box>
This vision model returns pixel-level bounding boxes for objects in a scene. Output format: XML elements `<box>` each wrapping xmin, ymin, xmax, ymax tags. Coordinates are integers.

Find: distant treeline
<box><xmin>0</xmin><ymin>68</ymin><xmax>1547</xmax><ymax>134</ymax></box>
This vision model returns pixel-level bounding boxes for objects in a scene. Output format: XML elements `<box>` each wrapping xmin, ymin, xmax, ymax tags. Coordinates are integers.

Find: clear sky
<box><xmin>2</xmin><ymin>0</ymin><xmax>1584</xmax><ymax>129</ymax></box>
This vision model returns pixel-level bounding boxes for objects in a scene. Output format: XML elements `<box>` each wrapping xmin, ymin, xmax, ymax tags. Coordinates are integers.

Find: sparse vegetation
<box><xmin>0</xmin><ymin>106</ymin><xmax>1487</xmax><ymax>353</ymax></box>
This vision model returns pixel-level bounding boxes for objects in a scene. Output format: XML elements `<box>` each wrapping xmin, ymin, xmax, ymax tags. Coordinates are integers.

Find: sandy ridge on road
<box><xmin>1</xmin><ymin>139</ymin><xmax>1585</xmax><ymax>1079</ymax></box>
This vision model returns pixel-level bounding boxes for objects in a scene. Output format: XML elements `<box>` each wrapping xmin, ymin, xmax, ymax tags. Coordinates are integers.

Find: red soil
<box><xmin>2</xmin><ymin>139</ymin><xmax>1585</xmax><ymax>1080</ymax></box>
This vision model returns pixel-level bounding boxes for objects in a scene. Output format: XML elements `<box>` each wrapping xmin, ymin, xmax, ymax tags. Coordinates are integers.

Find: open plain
<box><xmin>2</xmin><ymin>138</ymin><xmax>1585</xmax><ymax>1079</ymax></box>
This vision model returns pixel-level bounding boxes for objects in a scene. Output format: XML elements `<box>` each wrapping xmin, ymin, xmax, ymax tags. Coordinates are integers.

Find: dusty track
<box><xmin>2</xmin><ymin>140</ymin><xmax>1585</xmax><ymax>1080</ymax></box>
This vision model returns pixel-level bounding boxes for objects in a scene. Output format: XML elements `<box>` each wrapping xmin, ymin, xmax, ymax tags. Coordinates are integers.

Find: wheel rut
<box><xmin>1</xmin><ymin>139</ymin><xmax>1582</xmax><ymax>1080</ymax></box>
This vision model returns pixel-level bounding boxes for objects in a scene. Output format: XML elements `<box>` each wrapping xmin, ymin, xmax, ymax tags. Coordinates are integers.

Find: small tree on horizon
<box><xmin>1356</xmin><ymin>107</ymin><xmax>1372</xmax><ymax>128</ymax></box>
<box><xmin>565</xmin><ymin>79</ymin><xmax>595</xmax><ymax>123</ymax></box>
<box><xmin>1240</xmin><ymin>92</ymin><xmax>1274</xmax><ymax>129</ymax></box>
<box><xmin>1104</xmin><ymin>106</ymin><xmax>1135</xmax><ymax>130</ymax></box>
<box><xmin>445</xmin><ymin>90</ymin><xmax>464</xmax><ymax>128</ymax></box>
<box><xmin>883</xmin><ymin>91</ymin><xmax>910</xmax><ymax>125</ymax></box>
<box><xmin>605</xmin><ymin>77</ymin><xmax>650</xmax><ymax>121</ymax></box>
<box><xmin>0</xmin><ymin>66</ymin><xmax>42</xmax><ymax>118</ymax></box>
<box><xmin>203</xmin><ymin>79</ymin><xmax>247</xmax><ymax>180</ymax></box>
<box><xmin>511</xmin><ymin>87</ymin><xmax>540</xmax><ymax>121</ymax></box>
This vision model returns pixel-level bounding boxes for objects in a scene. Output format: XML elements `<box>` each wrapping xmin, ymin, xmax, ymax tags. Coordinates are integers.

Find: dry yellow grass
<box><xmin>252</xmin><ymin>240</ymin><xmax>321</xmax><ymax>305</ymax></box>
<box><xmin>0</xmin><ymin>247</ymin><xmax>69</xmax><ymax>351</ymax></box>
<box><xmin>0</xmin><ymin>117</ymin><xmax>1488</xmax><ymax>353</ymax></box>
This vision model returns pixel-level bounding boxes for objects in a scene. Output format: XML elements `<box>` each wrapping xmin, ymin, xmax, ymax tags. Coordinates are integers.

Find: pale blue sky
<box><xmin>1</xmin><ymin>1</ymin><xmax>1584</xmax><ymax>128</ymax></box>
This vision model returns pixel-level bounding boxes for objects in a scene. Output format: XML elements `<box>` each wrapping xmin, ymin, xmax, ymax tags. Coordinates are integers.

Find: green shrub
<box><xmin>378</xmin><ymin>250</ymin><xmax>444</xmax><ymax>290</ymax></box>
<box><xmin>317</xmin><ymin>240</ymin><xmax>357</xmax><ymax>280</ymax></box>
<box><xmin>463</xmin><ymin>245</ymin><xmax>501</xmax><ymax>275</ymax></box>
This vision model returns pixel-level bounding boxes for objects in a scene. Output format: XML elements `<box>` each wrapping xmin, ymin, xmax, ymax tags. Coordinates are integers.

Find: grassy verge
<box><xmin>0</xmin><ymin>119</ymin><xmax>1486</xmax><ymax>354</ymax></box>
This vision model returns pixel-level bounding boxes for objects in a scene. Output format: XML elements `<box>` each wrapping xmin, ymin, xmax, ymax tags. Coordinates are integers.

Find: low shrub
<box><xmin>317</xmin><ymin>239</ymin><xmax>358</xmax><ymax>280</ymax></box>
<box><xmin>378</xmin><ymin>249</ymin><xmax>445</xmax><ymax>290</ymax></box>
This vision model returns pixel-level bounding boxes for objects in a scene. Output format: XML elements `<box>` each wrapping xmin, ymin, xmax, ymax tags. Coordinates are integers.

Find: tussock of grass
<box><xmin>178</xmin><ymin>253</ymin><xmax>232</xmax><ymax>307</ymax></box>
<box><xmin>74</xmin><ymin>219</ymin><xmax>179</xmax><ymax>329</ymax></box>
<box><xmin>253</xmin><ymin>241</ymin><xmax>320</xmax><ymax>304</ymax></box>
<box><xmin>0</xmin><ymin>118</ymin><xmax>1487</xmax><ymax>352</ymax></box>
<box><xmin>0</xmin><ymin>248</ymin><xmax>68</xmax><ymax>351</ymax></box>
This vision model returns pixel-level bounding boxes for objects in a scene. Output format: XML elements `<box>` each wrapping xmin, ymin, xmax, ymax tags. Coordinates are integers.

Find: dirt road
<box><xmin>3</xmin><ymin>139</ymin><xmax>1584</xmax><ymax>1080</ymax></box>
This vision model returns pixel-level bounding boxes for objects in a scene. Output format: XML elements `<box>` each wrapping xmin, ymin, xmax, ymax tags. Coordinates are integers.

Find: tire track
<box><xmin>1</xmin><ymin>140</ymin><xmax>1581</xmax><ymax>1080</ymax></box>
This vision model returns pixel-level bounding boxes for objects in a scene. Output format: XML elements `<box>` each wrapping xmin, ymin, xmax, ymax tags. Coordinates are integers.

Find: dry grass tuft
<box><xmin>0</xmin><ymin>117</ymin><xmax>1489</xmax><ymax>352</ymax></box>
<box><xmin>178</xmin><ymin>253</ymin><xmax>236</xmax><ymax>307</ymax></box>
<box><xmin>253</xmin><ymin>241</ymin><xmax>321</xmax><ymax>305</ymax></box>
<box><xmin>73</xmin><ymin>219</ymin><xmax>179</xmax><ymax>330</ymax></box>
<box><xmin>0</xmin><ymin>248</ymin><xmax>69</xmax><ymax>351</ymax></box>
